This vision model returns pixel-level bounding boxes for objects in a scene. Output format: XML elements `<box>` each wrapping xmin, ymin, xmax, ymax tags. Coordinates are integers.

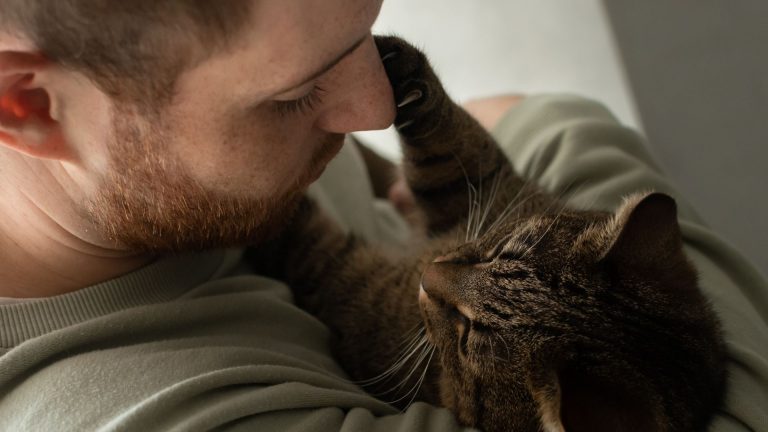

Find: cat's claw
<box><xmin>381</xmin><ymin>51</ymin><xmax>399</xmax><ymax>63</ymax></box>
<box><xmin>395</xmin><ymin>119</ymin><xmax>416</xmax><ymax>130</ymax></box>
<box><xmin>397</xmin><ymin>89</ymin><xmax>423</xmax><ymax>108</ymax></box>
<box><xmin>375</xmin><ymin>35</ymin><xmax>446</xmax><ymax>139</ymax></box>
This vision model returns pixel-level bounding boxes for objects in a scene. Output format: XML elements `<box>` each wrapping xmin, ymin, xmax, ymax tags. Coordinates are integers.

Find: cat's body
<box><xmin>252</xmin><ymin>37</ymin><xmax>726</xmax><ymax>432</ymax></box>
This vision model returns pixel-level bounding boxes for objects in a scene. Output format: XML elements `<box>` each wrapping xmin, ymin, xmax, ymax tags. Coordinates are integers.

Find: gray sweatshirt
<box><xmin>1</xmin><ymin>95</ymin><xmax>765</xmax><ymax>431</ymax></box>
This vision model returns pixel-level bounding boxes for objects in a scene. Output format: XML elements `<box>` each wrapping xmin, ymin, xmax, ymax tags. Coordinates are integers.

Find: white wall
<box><xmin>357</xmin><ymin>0</ymin><xmax>639</xmax><ymax>160</ymax></box>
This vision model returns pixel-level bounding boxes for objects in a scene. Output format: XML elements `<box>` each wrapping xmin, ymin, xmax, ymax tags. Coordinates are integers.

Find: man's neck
<box><xmin>0</xmin><ymin>224</ymin><xmax>154</xmax><ymax>299</ymax></box>
<box><xmin>0</xmin><ymin>165</ymin><xmax>154</xmax><ymax>298</ymax></box>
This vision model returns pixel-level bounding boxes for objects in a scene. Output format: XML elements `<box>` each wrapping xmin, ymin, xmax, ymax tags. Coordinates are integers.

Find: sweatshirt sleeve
<box><xmin>491</xmin><ymin>94</ymin><xmax>768</xmax><ymax>432</ymax></box>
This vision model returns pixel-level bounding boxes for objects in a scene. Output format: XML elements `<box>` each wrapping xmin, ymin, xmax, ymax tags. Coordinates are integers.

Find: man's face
<box><xmin>86</xmin><ymin>0</ymin><xmax>395</xmax><ymax>252</ymax></box>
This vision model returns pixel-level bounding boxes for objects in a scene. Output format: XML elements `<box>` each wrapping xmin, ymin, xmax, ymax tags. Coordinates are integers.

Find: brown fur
<box><xmin>249</xmin><ymin>37</ymin><xmax>727</xmax><ymax>432</ymax></box>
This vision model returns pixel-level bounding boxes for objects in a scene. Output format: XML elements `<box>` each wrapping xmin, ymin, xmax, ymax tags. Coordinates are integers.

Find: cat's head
<box><xmin>418</xmin><ymin>192</ymin><xmax>725</xmax><ymax>432</ymax></box>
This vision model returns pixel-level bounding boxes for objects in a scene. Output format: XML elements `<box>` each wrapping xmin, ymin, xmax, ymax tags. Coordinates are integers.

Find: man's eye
<box><xmin>272</xmin><ymin>85</ymin><xmax>326</xmax><ymax>117</ymax></box>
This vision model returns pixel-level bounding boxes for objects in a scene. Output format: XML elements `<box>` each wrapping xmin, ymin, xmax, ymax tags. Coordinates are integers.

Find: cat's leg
<box><xmin>375</xmin><ymin>36</ymin><xmax>535</xmax><ymax>235</ymax></box>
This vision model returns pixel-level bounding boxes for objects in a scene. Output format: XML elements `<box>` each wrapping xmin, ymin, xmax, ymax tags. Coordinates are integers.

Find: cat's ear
<box><xmin>601</xmin><ymin>192</ymin><xmax>690</xmax><ymax>281</ymax></box>
<box><xmin>530</xmin><ymin>366</ymin><xmax>665</xmax><ymax>432</ymax></box>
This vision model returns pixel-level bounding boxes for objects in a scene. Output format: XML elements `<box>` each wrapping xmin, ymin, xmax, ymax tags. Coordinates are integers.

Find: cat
<box><xmin>250</xmin><ymin>36</ymin><xmax>727</xmax><ymax>432</ymax></box>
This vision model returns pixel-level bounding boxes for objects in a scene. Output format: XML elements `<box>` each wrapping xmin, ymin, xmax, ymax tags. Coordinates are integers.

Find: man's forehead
<box><xmin>251</xmin><ymin>0</ymin><xmax>378</xmax><ymax>92</ymax></box>
<box><xmin>175</xmin><ymin>0</ymin><xmax>380</xmax><ymax>105</ymax></box>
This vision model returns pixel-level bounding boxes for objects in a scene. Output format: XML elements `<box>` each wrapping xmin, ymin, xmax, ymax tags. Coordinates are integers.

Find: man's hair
<box><xmin>0</xmin><ymin>0</ymin><xmax>252</xmax><ymax>110</ymax></box>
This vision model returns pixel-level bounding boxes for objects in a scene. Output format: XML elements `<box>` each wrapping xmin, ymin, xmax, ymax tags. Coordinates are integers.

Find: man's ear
<box><xmin>0</xmin><ymin>50</ymin><xmax>70</xmax><ymax>160</ymax></box>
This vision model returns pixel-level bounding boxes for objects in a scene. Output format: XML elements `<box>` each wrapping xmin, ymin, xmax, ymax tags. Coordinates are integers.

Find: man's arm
<box><xmin>489</xmin><ymin>94</ymin><xmax>768</xmax><ymax>431</ymax></box>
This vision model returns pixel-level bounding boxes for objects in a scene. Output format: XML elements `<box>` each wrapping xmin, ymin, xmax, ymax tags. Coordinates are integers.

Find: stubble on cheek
<box><xmin>84</xmin><ymin>113</ymin><xmax>305</xmax><ymax>254</ymax></box>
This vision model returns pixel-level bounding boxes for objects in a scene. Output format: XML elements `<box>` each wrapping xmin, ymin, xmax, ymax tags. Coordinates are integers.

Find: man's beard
<box><xmin>85</xmin><ymin>111</ymin><xmax>344</xmax><ymax>254</ymax></box>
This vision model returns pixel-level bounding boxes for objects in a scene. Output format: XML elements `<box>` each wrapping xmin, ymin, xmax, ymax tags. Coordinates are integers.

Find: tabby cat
<box><xmin>253</xmin><ymin>36</ymin><xmax>726</xmax><ymax>432</ymax></box>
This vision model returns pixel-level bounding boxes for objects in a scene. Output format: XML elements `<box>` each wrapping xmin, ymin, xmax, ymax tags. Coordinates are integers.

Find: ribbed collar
<box><xmin>0</xmin><ymin>249</ymin><xmax>237</xmax><ymax>348</ymax></box>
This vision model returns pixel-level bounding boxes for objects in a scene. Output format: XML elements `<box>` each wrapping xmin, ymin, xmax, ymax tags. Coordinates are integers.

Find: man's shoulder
<box><xmin>0</xmin><ymin>262</ymin><xmax>382</xmax><ymax>430</ymax></box>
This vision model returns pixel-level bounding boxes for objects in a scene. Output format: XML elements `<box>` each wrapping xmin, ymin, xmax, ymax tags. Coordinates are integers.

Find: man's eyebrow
<box><xmin>280</xmin><ymin>36</ymin><xmax>368</xmax><ymax>93</ymax></box>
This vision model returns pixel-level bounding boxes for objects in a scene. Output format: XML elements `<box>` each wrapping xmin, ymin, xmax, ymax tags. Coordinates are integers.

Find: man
<box><xmin>0</xmin><ymin>1</ymin><xmax>766</xmax><ymax>431</ymax></box>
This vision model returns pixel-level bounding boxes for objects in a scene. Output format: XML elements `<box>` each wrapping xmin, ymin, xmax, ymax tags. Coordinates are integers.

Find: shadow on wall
<box><xmin>602</xmin><ymin>0</ymin><xmax>768</xmax><ymax>276</ymax></box>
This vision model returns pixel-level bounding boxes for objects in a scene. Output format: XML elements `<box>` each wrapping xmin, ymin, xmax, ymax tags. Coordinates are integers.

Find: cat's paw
<box><xmin>375</xmin><ymin>36</ymin><xmax>448</xmax><ymax>138</ymax></box>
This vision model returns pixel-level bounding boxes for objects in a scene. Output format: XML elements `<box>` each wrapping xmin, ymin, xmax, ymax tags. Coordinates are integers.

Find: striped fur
<box><xmin>251</xmin><ymin>37</ymin><xmax>726</xmax><ymax>432</ymax></box>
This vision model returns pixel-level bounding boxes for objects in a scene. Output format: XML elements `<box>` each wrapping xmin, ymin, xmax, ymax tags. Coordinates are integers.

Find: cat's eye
<box><xmin>490</xmin><ymin>244</ymin><xmax>524</xmax><ymax>262</ymax></box>
<box><xmin>486</xmin><ymin>235</ymin><xmax>526</xmax><ymax>263</ymax></box>
<box><xmin>453</xmin><ymin>309</ymin><xmax>471</xmax><ymax>357</ymax></box>
<box><xmin>497</xmin><ymin>249</ymin><xmax>523</xmax><ymax>261</ymax></box>
<box><xmin>457</xmin><ymin>311</ymin><xmax>470</xmax><ymax>329</ymax></box>
<box><xmin>448</xmin><ymin>305</ymin><xmax>470</xmax><ymax>328</ymax></box>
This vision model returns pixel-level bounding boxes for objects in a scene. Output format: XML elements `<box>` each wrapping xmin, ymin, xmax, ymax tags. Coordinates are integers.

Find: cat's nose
<box><xmin>420</xmin><ymin>261</ymin><xmax>477</xmax><ymax>319</ymax></box>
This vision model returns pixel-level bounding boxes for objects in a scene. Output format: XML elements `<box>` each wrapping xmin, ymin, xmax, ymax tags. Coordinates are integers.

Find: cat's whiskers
<box><xmin>471</xmin><ymin>160</ymin><xmax>487</xmax><ymax>241</ymax></box>
<box><xmin>467</xmin><ymin>184</ymin><xmax>481</xmax><ymax>242</ymax></box>
<box><xmin>496</xmin><ymin>180</ymin><xmax>540</xmax><ymax>232</ymax></box>
<box><xmin>487</xmin><ymin>333</ymin><xmax>498</xmax><ymax>376</ymax></box>
<box><xmin>513</xmin><ymin>189</ymin><xmax>570</xmax><ymax>248</ymax></box>
<box><xmin>375</xmin><ymin>336</ymin><xmax>433</xmax><ymax>398</ymax></box>
<box><xmin>354</xmin><ymin>328</ymin><xmax>426</xmax><ymax>386</ymax></box>
<box><xmin>452</xmin><ymin>153</ymin><xmax>501</xmax><ymax>243</ymax></box>
<box><xmin>493</xmin><ymin>332</ymin><xmax>512</xmax><ymax>361</ymax></box>
<box><xmin>402</xmin><ymin>345</ymin><xmax>437</xmax><ymax>409</ymax></box>
<box><xmin>473</xmin><ymin>172</ymin><xmax>504</xmax><ymax>241</ymax></box>
<box><xmin>449</xmin><ymin>152</ymin><xmax>478</xmax><ymax>243</ymax></box>
<box><xmin>390</xmin><ymin>337</ymin><xmax>432</xmax><ymax>392</ymax></box>
<box><xmin>369</xmin><ymin>334</ymin><xmax>427</xmax><ymax>386</ymax></box>
<box><xmin>522</xmin><ymin>205</ymin><xmax>567</xmax><ymax>259</ymax></box>
<box><xmin>553</xmin><ymin>181</ymin><xmax>593</xmax><ymax>213</ymax></box>
<box><xmin>483</xmin><ymin>183</ymin><xmax>535</xmax><ymax>238</ymax></box>
<box><xmin>475</xmin><ymin>160</ymin><xmax>483</xmax><ymax>241</ymax></box>
<box><xmin>385</xmin><ymin>344</ymin><xmax>436</xmax><ymax>409</ymax></box>
<box><xmin>397</xmin><ymin>323</ymin><xmax>426</xmax><ymax>350</ymax></box>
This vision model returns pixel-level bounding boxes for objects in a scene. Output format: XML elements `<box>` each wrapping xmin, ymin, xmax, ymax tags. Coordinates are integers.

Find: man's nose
<box><xmin>315</xmin><ymin>36</ymin><xmax>396</xmax><ymax>134</ymax></box>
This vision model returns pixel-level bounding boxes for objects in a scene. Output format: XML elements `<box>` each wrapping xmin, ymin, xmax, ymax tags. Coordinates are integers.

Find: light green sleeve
<box><xmin>3</xmin><ymin>95</ymin><xmax>763</xmax><ymax>432</ymax></box>
<box><xmin>491</xmin><ymin>94</ymin><xmax>768</xmax><ymax>432</ymax></box>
